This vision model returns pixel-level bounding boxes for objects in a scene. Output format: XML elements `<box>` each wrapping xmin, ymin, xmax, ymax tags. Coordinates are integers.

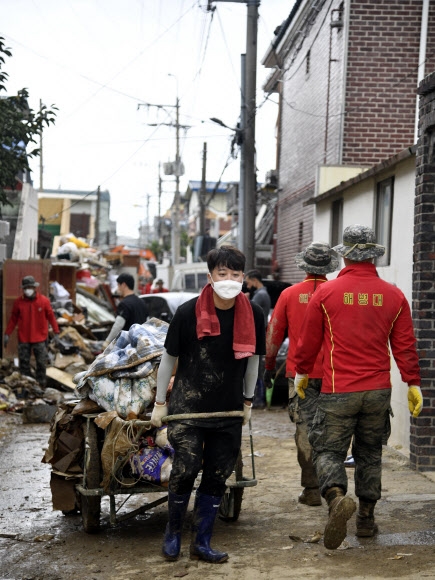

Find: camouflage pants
<box><xmin>288</xmin><ymin>378</ymin><xmax>322</xmax><ymax>489</ymax></box>
<box><xmin>308</xmin><ymin>389</ymin><xmax>391</xmax><ymax>502</ymax></box>
<box><xmin>167</xmin><ymin>421</ymin><xmax>242</xmax><ymax>497</ymax></box>
<box><xmin>18</xmin><ymin>341</ymin><xmax>48</xmax><ymax>388</ymax></box>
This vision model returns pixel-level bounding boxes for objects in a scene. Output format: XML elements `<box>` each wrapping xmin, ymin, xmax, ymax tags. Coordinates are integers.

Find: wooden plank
<box><xmin>46</xmin><ymin>367</ymin><xmax>76</xmax><ymax>390</ymax></box>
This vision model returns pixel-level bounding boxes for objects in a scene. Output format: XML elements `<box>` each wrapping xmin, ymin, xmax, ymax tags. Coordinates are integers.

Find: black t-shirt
<box><xmin>164</xmin><ymin>296</ymin><xmax>265</xmax><ymax>422</ymax></box>
<box><xmin>117</xmin><ymin>294</ymin><xmax>149</xmax><ymax>330</ymax></box>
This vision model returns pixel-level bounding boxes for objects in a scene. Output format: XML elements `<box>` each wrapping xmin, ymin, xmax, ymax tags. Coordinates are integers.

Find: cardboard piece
<box><xmin>46</xmin><ymin>367</ymin><xmax>76</xmax><ymax>390</ymax></box>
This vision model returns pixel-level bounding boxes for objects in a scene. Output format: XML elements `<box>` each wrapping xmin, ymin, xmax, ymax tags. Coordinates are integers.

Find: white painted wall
<box><xmin>12</xmin><ymin>183</ymin><xmax>39</xmax><ymax>259</ymax></box>
<box><xmin>313</xmin><ymin>154</ymin><xmax>416</xmax><ymax>455</ymax></box>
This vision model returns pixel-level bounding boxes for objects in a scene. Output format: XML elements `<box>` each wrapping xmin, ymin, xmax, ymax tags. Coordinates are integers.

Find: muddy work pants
<box><xmin>308</xmin><ymin>389</ymin><xmax>391</xmax><ymax>502</ymax></box>
<box><xmin>167</xmin><ymin>421</ymin><xmax>242</xmax><ymax>497</ymax></box>
<box><xmin>288</xmin><ymin>378</ymin><xmax>321</xmax><ymax>489</ymax></box>
<box><xmin>18</xmin><ymin>341</ymin><xmax>48</xmax><ymax>388</ymax></box>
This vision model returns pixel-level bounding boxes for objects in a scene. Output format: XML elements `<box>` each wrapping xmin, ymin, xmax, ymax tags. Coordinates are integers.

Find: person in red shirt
<box><xmin>264</xmin><ymin>242</ymin><xmax>339</xmax><ymax>507</ymax></box>
<box><xmin>152</xmin><ymin>279</ymin><xmax>169</xmax><ymax>293</ymax></box>
<box><xmin>4</xmin><ymin>275</ymin><xmax>60</xmax><ymax>388</ymax></box>
<box><xmin>294</xmin><ymin>225</ymin><xmax>423</xmax><ymax>550</ymax></box>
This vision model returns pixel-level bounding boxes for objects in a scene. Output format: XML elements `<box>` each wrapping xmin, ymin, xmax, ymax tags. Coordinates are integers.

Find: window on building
<box><xmin>375</xmin><ymin>177</ymin><xmax>394</xmax><ymax>267</ymax></box>
<box><xmin>298</xmin><ymin>221</ymin><xmax>303</xmax><ymax>252</ymax></box>
<box><xmin>306</xmin><ymin>50</ymin><xmax>310</xmax><ymax>76</ymax></box>
<box><xmin>330</xmin><ymin>198</ymin><xmax>343</xmax><ymax>248</ymax></box>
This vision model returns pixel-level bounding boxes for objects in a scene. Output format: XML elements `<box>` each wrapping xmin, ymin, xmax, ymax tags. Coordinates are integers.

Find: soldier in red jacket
<box><xmin>264</xmin><ymin>242</ymin><xmax>339</xmax><ymax>507</ymax></box>
<box><xmin>294</xmin><ymin>225</ymin><xmax>422</xmax><ymax>550</ymax></box>
<box><xmin>4</xmin><ymin>276</ymin><xmax>60</xmax><ymax>388</ymax></box>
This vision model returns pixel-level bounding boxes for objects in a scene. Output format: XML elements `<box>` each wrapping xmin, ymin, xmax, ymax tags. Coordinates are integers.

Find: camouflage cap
<box><xmin>21</xmin><ymin>275</ymin><xmax>39</xmax><ymax>288</ymax></box>
<box><xmin>295</xmin><ymin>241</ymin><xmax>340</xmax><ymax>275</ymax></box>
<box><xmin>333</xmin><ymin>224</ymin><xmax>385</xmax><ymax>261</ymax></box>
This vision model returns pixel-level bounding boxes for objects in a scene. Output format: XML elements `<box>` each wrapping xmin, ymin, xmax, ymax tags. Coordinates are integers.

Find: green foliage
<box><xmin>0</xmin><ymin>36</ymin><xmax>57</xmax><ymax>205</ymax></box>
<box><xmin>149</xmin><ymin>239</ymin><xmax>163</xmax><ymax>261</ymax></box>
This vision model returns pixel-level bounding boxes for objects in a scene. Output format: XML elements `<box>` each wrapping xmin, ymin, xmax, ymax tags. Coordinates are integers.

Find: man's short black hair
<box><xmin>207</xmin><ymin>245</ymin><xmax>245</xmax><ymax>273</ymax></box>
<box><xmin>117</xmin><ymin>273</ymin><xmax>135</xmax><ymax>290</ymax></box>
<box><xmin>245</xmin><ymin>269</ymin><xmax>263</xmax><ymax>283</ymax></box>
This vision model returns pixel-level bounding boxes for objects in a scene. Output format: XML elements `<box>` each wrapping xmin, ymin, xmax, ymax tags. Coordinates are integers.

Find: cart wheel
<box><xmin>81</xmin><ymin>419</ymin><xmax>101</xmax><ymax>533</ymax></box>
<box><xmin>219</xmin><ymin>451</ymin><xmax>244</xmax><ymax>522</ymax></box>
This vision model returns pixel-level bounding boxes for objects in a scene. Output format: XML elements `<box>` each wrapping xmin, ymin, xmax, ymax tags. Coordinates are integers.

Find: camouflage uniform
<box><xmin>308</xmin><ymin>389</ymin><xmax>391</xmax><ymax>500</ymax></box>
<box><xmin>288</xmin><ymin>377</ymin><xmax>322</xmax><ymax>489</ymax></box>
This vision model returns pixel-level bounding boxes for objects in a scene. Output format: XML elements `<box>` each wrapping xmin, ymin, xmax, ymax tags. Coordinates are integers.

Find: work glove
<box><xmin>242</xmin><ymin>403</ymin><xmax>252</xmax><ymax>426</ymax></box>
<box><xmin>3</xmin><ymin>335</ymin><xmax>9</xmax><ymax>348</ymax></box>
<box><xmin>150</xmin><ymin>402</ymin><xmax>168</xmax><ymax>427</ymax></box>
<box><xmin>408</xmin><ymin>386</ymin><xmax>423</xmax><ymax>418</ymax></box>
<box><xmin>263</xmin><ymin>369</ymin><xmax>274</xmax><ymax>390</ymax></box>
<box><xmin>295</xmin><ymin>373</ymin><xmax>309</xmax><ymax>399</ymax></box>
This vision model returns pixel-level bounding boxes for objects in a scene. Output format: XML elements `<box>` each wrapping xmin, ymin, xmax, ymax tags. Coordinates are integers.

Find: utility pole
<box><xmin>199</xmin><ymin>142</ymin><xmax>207</xmax><ymax>236</ymax></box>
<box><xmin>243</xmin><ymin>0</ymin><xmax>259</xmax><ymax>271</ymax></box>
<box><xmin>158</xmin><ymin>162</ymin><xmax>162</xmax><ymax>244</ymax></box>
<box><xmin>138</xmin><ymin>97</ymin><xmax>187</xmax><ymax>265</ymax></box>
<box><xmin>172</xmin><ymin>97</ymin><xmax>181</xmax><ymax>265</ymax></box>
<box><xmin>95</xmin><ymin>185</ymin><xmax>101</xmax><ymax>247</ymax></box>
<box><xmin>39</xmin><ymin>99</ymin><xmax>43</xmax><ymax>191</ymax></box>
<box><xmin>239</xmin><ymin>54</ymin><xmax>246</xmax><ymax>254</ymax></box>
<box><xmin>207</xmin><ymin>0</ymin><xmax>259</xmax><ymax>270</ymax></box>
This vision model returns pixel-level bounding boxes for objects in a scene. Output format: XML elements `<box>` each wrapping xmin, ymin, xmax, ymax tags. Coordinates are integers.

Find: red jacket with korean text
<box><xmin>294</xmin><ymin>263</ymin><xmax>420</xmax><ymax>393</ymax></box>
<box><xmin>265</xmin><ymin>275</ymin><xmax>328</xmax><ymax>379</ymax></box>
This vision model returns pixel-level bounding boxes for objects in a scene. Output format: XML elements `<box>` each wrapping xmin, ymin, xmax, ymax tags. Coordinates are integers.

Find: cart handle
<box><xmin>162</xmin><ymin>411</ymin><xmax>244</xmax><ymax>423</ymax></box>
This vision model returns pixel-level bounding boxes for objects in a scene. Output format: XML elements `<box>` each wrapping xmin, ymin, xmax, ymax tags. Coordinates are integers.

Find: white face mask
<box><xmin>23</xmin><ymin>288</ymin><xmax>35</xmax><ymax>297</ymax></box>
<box><xmin>211</xmin><ymin>279</ymin><xmax>243</xmax><ymax>300</ymax></box>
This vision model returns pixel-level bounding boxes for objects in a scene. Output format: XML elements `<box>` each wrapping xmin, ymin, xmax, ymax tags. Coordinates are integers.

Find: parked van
<box><xmin>170</xmin><ymin>262</ymin><xmax>209</xmax><ymax>292</ymax></box>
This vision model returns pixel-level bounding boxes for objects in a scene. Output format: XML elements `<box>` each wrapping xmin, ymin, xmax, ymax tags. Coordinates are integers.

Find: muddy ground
<box><xmin>1</xmin><ymin>406</ymin><xmax>435</xmax><ymax>580</ymax></box>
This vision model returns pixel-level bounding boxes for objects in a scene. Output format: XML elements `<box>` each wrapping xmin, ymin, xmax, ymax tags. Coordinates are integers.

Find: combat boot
<box><xmin>323</xmin><ymin>486</ymin><xmax>356</xmax><ymax>550</ymax></box>
<box><xmin>356</xmin><ymin>498</ymin><xmax>378</xmax><ymax>537</ymax></box>
<box><xmin>298</xmin><ymin>487</ymin><xmax>322</xmax><ymax>506</ymax></box>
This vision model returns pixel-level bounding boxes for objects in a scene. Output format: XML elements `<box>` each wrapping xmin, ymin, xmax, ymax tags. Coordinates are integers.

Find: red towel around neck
<box><xmin>195</xmin><ymin>283</ymin><xmax>256</xmax><ymax>359</ymax></box>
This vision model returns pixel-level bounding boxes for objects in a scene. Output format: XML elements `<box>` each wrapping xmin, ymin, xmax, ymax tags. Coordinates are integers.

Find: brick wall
<box><xmin>343</xmin><ymin>0</ymin><xmax>435</xmax><ymax>165</ymax></box>
<box><xmin>271</xmin><ymin>0</ymin><xmax>435</xmax><ymax>283</ymax></box>
<box><xmin>411</xmin><ymin>72</ymin><xmax>435</xmax><ymax>471</ymax></box>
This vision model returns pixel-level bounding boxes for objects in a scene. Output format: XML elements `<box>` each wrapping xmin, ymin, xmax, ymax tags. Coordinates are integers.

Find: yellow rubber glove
<box><xmin>408</xmin><ymin>386</ymin><xmax>423</xmax><ymax>418</ymax></box>
<box><xmin>295</xmin><ymin>373</ymin><xmax>309</xmax><ymax>399</ymax></box>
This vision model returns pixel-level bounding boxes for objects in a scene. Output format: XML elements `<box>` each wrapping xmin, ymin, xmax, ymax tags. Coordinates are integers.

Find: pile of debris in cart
<box><xmin>41</xmin><ymin>317</ymin><xmax>173</xmax><ymax>514</ymax></box>
<box><xmin>0</xmin><ymin>237</ymin><xmax>158</xmax><ymax>423</ymax></box>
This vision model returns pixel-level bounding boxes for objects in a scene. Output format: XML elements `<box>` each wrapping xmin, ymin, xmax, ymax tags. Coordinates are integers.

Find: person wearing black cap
<box><xmin>264</xmin><ymin>242</ymin><xmax>339</xmax><ymax>507</ymax></box>
<box><xmin>102</xmin><ymin>273</ymin><xmax>149</xmax><ymax>348</ymax></box>
<box><xmin>4</xmin><ymin>276</ymin><xmax>60</xmax><ymax>388</ymax></box>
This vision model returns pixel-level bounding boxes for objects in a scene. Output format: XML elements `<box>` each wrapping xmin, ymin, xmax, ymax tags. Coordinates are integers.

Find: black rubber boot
<box><xmin>323</xmin><ymin>486</ymin><xmax>356</xmax><ymax>550</ymax></box>
<box><xmin>356</xmin><ymin>498</ymin><xmax>378</xmax><ymax>537</ymax></box>
<box><xmin>162</xmin><ymin>490</ymin><xmax>191</xmax><ymax>561</ymax></box>
<box><xmin>190</xmin><ymin>492</ymin><xmax>229</xmax><ymax>563</ymax></box>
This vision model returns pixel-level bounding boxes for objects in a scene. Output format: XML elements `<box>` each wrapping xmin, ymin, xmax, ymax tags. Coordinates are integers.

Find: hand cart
<box><xmin>75</xmin><ymin>411</ymin><xmax>257</xmax><ymax>533</ymax></box>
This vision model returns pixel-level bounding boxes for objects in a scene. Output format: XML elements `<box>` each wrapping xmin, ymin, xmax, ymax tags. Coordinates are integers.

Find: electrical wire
<box><xmin>41</xmin><ymin>122</ymin><xmax>165</xmax><ymax>223</ymax></box>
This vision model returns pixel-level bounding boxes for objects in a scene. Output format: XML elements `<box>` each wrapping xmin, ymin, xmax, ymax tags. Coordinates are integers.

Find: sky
<box><xmin>1</xmin><ymin>0</ymin><xmax>295</xmax><ymax>238</ymax></box>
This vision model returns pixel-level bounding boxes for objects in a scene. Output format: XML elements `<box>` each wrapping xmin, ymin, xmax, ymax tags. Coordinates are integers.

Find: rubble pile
<box><xmin>0</xmin><ymin>359</ymin><xmax>66</xmax><ymax>421</ymax></box>
<box><xmin>1</xmin><ymin>240</ymin><xmax>159</xmax><ymax>424</ymax></box>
